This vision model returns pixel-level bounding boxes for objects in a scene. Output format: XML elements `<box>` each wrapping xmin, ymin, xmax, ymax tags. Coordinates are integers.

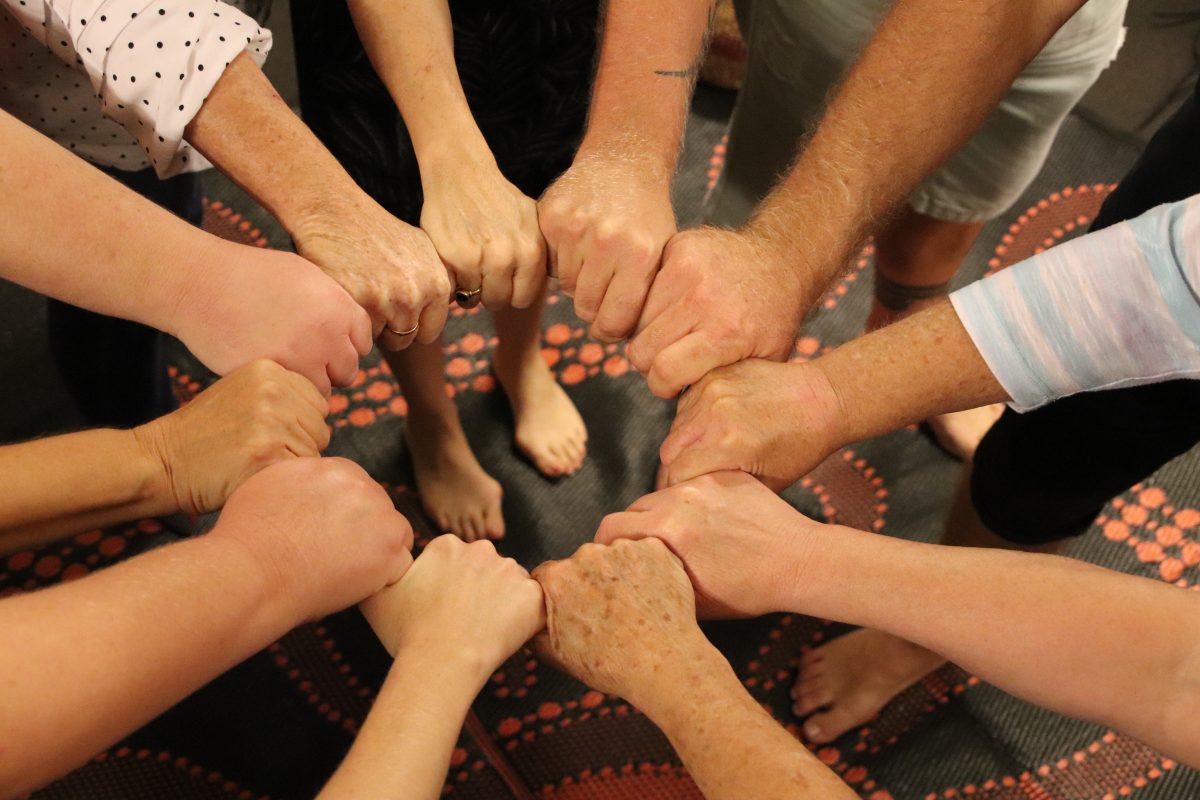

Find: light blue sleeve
<box><xmin>949</xmin><ymin>195</ymin><xmax>1200</xmax><ymax>412</ymax></box>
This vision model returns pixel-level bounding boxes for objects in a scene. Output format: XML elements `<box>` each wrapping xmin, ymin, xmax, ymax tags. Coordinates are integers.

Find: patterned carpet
<box><xmin>6</xmin><ymin>92</ymin><xmax>1200</xmax><ymax>799</ymax></box>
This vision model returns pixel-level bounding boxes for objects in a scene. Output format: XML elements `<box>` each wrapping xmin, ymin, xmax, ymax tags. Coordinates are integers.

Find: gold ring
<box><xmin>386</xmin><ymin>323</ymin><xmax>419</xmax><ymax>337</ymax></box>
<box><xmin>454</xmin><ymin>287</ymin><xmax>483</xmax><ymax>309</ymax></box>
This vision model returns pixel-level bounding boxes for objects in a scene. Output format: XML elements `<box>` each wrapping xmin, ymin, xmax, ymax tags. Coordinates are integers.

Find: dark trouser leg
<box><xmin>969</xmin><ymin>82</ymin><xmax>1200</xmax><ymax>546</ymax></box>
<box><xmin>46</xmin><ymin>168</ymin><xmax>202</xmax><ymax>428</ymax></box>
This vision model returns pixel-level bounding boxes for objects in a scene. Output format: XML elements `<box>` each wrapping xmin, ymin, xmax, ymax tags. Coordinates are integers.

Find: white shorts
<box><xmin>707</xmin><ymin>0</ymin><xmax>1129</xmax><ymax>226</ymax></box>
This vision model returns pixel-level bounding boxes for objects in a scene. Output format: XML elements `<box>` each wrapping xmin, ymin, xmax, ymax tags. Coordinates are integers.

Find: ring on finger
<box><xmin>386</xmin><ymin>322</ymin><xmax>419</xmax><ymax>337</ymax></box>
<box><xmin>454</xmin><ymin>286</ymin><xmax>483</xmax><ymax>309</ymax></box>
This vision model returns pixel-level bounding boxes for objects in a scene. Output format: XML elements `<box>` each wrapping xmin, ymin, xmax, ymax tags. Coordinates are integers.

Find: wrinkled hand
<box><xmin>628</xmin><ymin>227</ymin><xmax>808</xmax><ymax>398</ymax></box>
<box><xmin>538</xmin><ymin>151</ymin><xmax>676</xmax><ymax>341</ymax></box>
<box><xmin>596</xmin><ymin>471</ymin><xmax>810</xmax><ymax>618</ymax></box>
<box><xmin>133</xmin><ymin>360</ymin><xmax>331</xmax><ymax>514</ymax></box>
<box><xmin>361</xmin><ymin>535</ymin><xmax>544</xmax><ymax>683</ymax></box>
<box><xmin>421</xmin><ymin>153</ymin><xmax>546</xmax><ymax>310</ymax></box>
<box><xmin>294</xmin><ymin>193</ymin><xmax>452</xmax><ymax>351</ymax></box>
<box><xmin>532</xmin><ymin>538</ymin><xmax>707</xmax><ymax>704</ymax></box>
<box><xmin>212</xmin><ymin>457</ymin><xmax>415</xmax><ymax>621</ymax></box>
<box><xmin>658</xmin><ymin>359</ymin><xmax>844</xmax><ymax>490</ymax></box>
<box><xmin>176</xmin><ymin>245</ymin><xmax>373</xmax><ymax>396</ymax></box>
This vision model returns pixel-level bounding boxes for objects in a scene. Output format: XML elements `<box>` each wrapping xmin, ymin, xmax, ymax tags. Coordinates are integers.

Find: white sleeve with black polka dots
<box><xmin>4</xmin><ymin>0</ymin><xmax>272</xmax><ymax>177</ymax></box>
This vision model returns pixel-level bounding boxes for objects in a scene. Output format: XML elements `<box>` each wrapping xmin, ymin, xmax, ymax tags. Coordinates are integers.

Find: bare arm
<box><xmin>184</xmin><ymin>52</ymin><xmax>451</xmax><ymax>348</ymax></box>
<box><xmin>537</xmin><ymin>0</ymin><xmax>713</xmax><ymax>341</ymax></box>
<box><xmin>747</xmin><ymin>0</ymin><xmax>1088</xmax><ymax>294</ymax></box>
<box><xmin>0</xmin><ymin>430</ymin><xmax>171</xmax><ymax>554</ymax></box>
<box><xmin>534</xmin><ymin>538</ymin><xmax>855</xmax><ymax>800</ymax></box>
<box><xmin>638</xmin><ymin>639</ymin><xmax>857</xmax><ymax>800</ymax></box>
<box><xmin>0</xmin><ymin>110</ymin><xmax>371</xmax><ymax>394</ymax></box>
<box><xmin>628</xmin><ymin>0</ymin><xmax>1087</xmax><ymax>399</ymax></box>
<box><xmin>0</xmin><ymin>360</ymin><xmax>330</xmax><ymax>553</ymax></box>
<box><xmin>0</xmin><ymin>457</ymin><xmax>416</xmax><ymax>797</ymax></box>
<box><xmin>0</xmin><ymin>533</ymin><xmax>292</xmax><ymax>795</ymax></box>
<box><xmin>792</xmin><ymin>526</ymin><xmax>1200</xmax><ymax>767</ymax></box>
<box><xmin>597</xmin><ymin>472</ymin><xmax>1200</xmax><ymax>769</ymax></box>
<box><xmin>345</xmin><ymin>0</ymin><xmax>547</xmax><ymax>311</ymax></box>
<box><xmin>320</xmin><ymin>536</ymin><xmax>543</xmax><ymax>800</ymax></box>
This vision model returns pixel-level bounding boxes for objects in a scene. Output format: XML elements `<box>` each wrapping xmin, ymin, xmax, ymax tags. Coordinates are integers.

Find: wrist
<box><xmin>634</xmin><ymin>637</ymin><xmax>742</xmax><ymax>723</ymax></box>
<box><xmin>126</xmin><ymin>425</ymin><xmax>180</xmax><ymax>517</ymax></box>
<box><xmin>573</xmin><ymin>133</ymin><xmax>676</xmax><ymax>189</ymax></box>
<box><xmin>416</xmin><ymin>135</ymin><xmax>499</xmax><ymax>186</ymax></box>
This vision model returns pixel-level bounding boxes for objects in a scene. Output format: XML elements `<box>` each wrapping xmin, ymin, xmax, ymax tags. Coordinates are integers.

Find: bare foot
<box><xmin>791</xmin><ymin>628</ymin><xmax>945</xmax><ymax>743</ymax></box>
<box><xmin>494</xmin><ymin>351</ymin><xmax>588</xmax><ymax>478</ymax></box>
<box><xmin>927</xmin><ymin>403</ymin><xmax>1004</xmax><ymax>461</ymax></box>
<box><xmin>405</xmin><ymin>416</ymin><xmax>504</xmax><ymax>542</ymax></box>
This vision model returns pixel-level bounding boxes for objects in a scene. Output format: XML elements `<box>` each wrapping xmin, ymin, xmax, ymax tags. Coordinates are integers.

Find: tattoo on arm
<box><xmin>654</xmin><ymin>2</ymin><xmax>717</xmax><ymax>81</ymax></box>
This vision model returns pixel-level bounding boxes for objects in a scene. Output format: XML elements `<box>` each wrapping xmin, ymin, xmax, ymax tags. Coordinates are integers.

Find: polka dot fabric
<box><xmin>0</xmin><ymin>0</ymin><xmax>271</xmax><ymax>176</ymax></box>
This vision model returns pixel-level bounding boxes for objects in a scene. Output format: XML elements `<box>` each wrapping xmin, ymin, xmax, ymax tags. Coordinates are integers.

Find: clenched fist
<box><xmin>212</xmin><ymin>457</ymin><xmax>415</xmax><ymax>621</ymax></box>
<box><xmin>293</xmin><ymin>192</ymin><xmax>452</xmax><ymax>351</ymax></box>
<box><xmin>629</xmin><ymin>227</ymin><xmax>810</xmax><ymax>398</ymax></box>
<box><xmin>133</xmin><ymin>359</ymin><xmax>331</xmax><ymax>514</ymax></box>
<box><xmin>538</xmin><ymin>151</ymin><xmax>676</xmax><ymax>342</ymax></box>
<box><xmin>175</xmin><ymin>244</ymin><xmax>373</xmax><ymax>397</ymax></box>
<box><xmin>659</xmin><ymin>359</ymin><xmax>845</xmax><ymax>489</ymax></box>
<box><xmin>532</xmin><ymin>538</ymin><xmax>707</xmax><ymax>705</ymax></box>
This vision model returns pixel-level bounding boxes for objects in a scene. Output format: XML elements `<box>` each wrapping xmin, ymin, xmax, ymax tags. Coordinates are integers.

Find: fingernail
<box><xmin>804</xmin><ymin>722</ymin><xmax>821</xmax><ymax>740</ymax></box>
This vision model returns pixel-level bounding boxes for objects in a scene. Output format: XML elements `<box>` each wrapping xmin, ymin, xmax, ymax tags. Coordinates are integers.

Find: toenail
<box><xmin>804</xmin><ymin>722</ymin><xmax>821</xmax><ymax>739</ymax></box>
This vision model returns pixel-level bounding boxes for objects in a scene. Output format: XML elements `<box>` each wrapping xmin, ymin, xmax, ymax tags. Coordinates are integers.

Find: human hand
<box><xmin>361</xmin><ymin>535</ymin><xmax>544</xmax><ymax>686</ymax></box>
<box><xmin>212</xmin><ymin>457</ymin><xmax>415</xmax><ymax>621</ymax></box>
<box><xmin>293</xmin><ymin>192</ymin><xmax>453</xmax><ymax>351</ymax></box>
<box><xmin>420</xmin><ymin>150</ymin><xmax>546</xmax><ymax>311</ymax></box>
<box><xmin>532</xmin><ymin>538</ymin><xmax>708</xmax><ymax>705</ymax></box>
<box><xmin>595</xmin><ymin>471</ymin><xmax>811</xmax><ymax>618</ymax></box>
<box><xmin>658</xmin><ymin>359</ymin><xmax>844</xmax><ymax>490</ymax></box>
<box><xmin>133</xmin><ymin>360</ymin><xmax>331</xmax><ymax>515</ymax></box>
<box><xmin>628</xmin><ymin>227</ymin><xmax>809</xmax><ymax>398</ymax></box>
<box><xmin>538</xmin><ymin>149</ymin><xmax>676</xmax><ymax>341</ymax></box>
<box><xmin>174</xmin><ymin>244</ymin><xmax>373</xmax><ymax>396</ymax></box>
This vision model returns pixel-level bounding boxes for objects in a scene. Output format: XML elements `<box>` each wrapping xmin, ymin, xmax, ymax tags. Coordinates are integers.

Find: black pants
<box><xmin>46</xmin><ymin>167</ymin><xmax>202</xmax><ymax>428</ymax></box>
<box><xmin>971</xmin><ymin>80</ymin><xmax>1200</xmax><ymax>545</ymax></box>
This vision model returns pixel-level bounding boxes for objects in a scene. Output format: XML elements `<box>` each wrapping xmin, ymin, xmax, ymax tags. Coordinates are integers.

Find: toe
<box><xmin>484</xmin><ymin>502</ymin><xmax>506</xmax><ymax>540</ymax></box>
<box><xmin>793</xmin><ymin>684</ymin><xmax>833</xmax><ymax>716</ymax></box>
<box><xmin>803</xmin><ymin>707</ymin><xmax>859</xmax><ymax>744</ymax></box>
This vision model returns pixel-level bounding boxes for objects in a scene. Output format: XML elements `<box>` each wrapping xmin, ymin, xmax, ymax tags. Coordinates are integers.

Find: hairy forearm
<box><xmin>579</xmin><ymin>0</ymin><xmax>715</xmax><ymax>173</ymax></box>
<box><xmin>814</xmin><ymin>299</ymin><xmax>1007</xmax><ymax>445</ymax></box>
<box><xmin>0</xmin><ymin>533</ymin><xmax>294</xmax><ymax>795</ymax></box>
<box><xmin>747</xmin><ymin>0</ymin><xmax>1085</xmax><ymax>302</ymax></box>
<box><xmin>347</xmin><ymin>0</ymin><xmax>488</xmax><ymax>165</ymax></box>
<box><xmin>318</xmin><ymin>650</ymin><xmax>481</xmax><ymax>800</ymax></box>
<box><xmin>0</xmin><ymin>429</ymin><xmax>173</xmax><ymax>554</ymax></box>
<box><xmin>0</xmin><ymin>111</ymin><xmax>236</xmax><ymax>334</ymax></box>
<box><xmin>184</xmin><ymin>52</ymin><xmax>365</xmax><ymax>238</ymax></box>
<box><xmin>637</xmin><ymin>641</ymin><xmax>855</xmax><ymax>800</ymax></box>
<box><xmin>786</xmin><ymin>529</ymin><xmax>1200</xmax><ymax>766</ymax></box>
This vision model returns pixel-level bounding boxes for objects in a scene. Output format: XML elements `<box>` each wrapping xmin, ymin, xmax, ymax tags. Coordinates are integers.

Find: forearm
<box><xmin>785</xmin><ymin>529</ymin><xmax>1200</xmax><ymax>764</ymax></box>
<box><xmin>637</xmin><ymin>642</ymin><xmax>855</xmax><ymax>800</ymax></box>
<box><xmin>184</xmin><ymin>52</ymin><xmax>367</xmax><ymax>238</ymax></box>
<box><xmin>0</xmin><ymin>428</ymin><xmax>173</xmax><ymax>554</ymax></box>
<box><xmin>0</xmin><ymin>533</ymin><xmax>296</xmax><ymax>795</ymax></box>
<box><xmin>0</xmin><ymin>110</ymin><xmax>236</xmax><ymax>334</ymax></box>
<box><xmin>578</xmin><ymin>0</ymin><xmax>714</xmax><ymax>174</ymax></box>
<box><xmin>813</xmin><ymin>299</ymin><xmax>1007</xmax><ymax>445</ymax></box>
<box><xmin>347</xmin><ymin>0</ymin><xmax>489</xmax><ymax>165</ymax></box>
<box><xmin>747</xmin><ymin>0</ymin><xmax>1085</xmax><ymax>301</ymax></box>
<box><xmin>317</xmin><ymin>651</ymin><xmax>481</xmax><ymax>800</ymax></box>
